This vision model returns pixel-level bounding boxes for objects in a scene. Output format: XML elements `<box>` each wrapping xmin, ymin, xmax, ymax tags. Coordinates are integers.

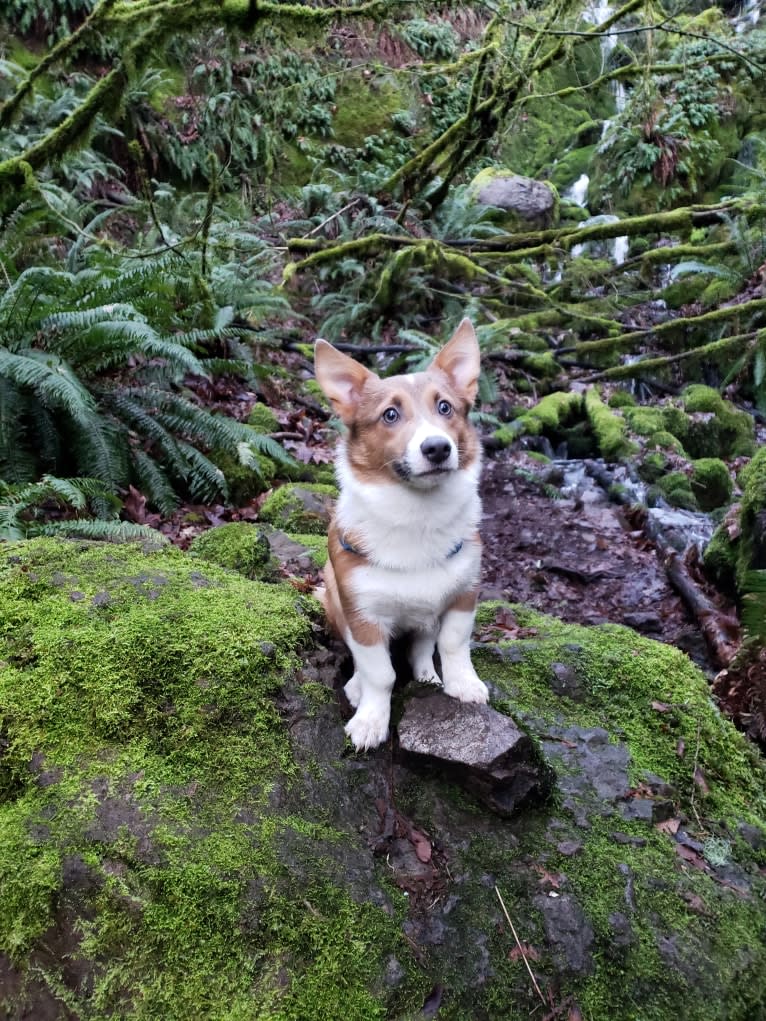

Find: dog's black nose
<box><xmin>421</xmin><ymin>436</ymin><xmax>452</xmax><ymax>465</ymax></box>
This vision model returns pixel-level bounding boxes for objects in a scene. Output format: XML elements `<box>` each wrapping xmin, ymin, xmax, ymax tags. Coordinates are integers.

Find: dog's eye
<box><xmin>437</xmin><ymin>399</ymin><xmax>453</xmax><ymax>417</ymax></box>
<box><xmin>382</xmin><ymin>407</ymin><xmax>400</xmax><ymax>424</ymax></box>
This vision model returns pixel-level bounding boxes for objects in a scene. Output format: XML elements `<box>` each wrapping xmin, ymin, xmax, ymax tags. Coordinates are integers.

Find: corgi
<box><xmin>314</xmin><ymin>318</ymin><xmax>489</xmax><ymax>751</ymax></box>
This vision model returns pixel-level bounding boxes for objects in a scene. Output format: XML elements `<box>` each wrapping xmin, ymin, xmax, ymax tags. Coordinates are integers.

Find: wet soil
<box><xmin>479</xmin><ymin>451</ymin><xmax>712</xmax><ymax>670</ymax></box>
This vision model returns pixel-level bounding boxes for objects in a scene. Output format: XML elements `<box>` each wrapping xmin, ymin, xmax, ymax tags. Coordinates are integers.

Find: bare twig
<box><xmin>494</xmin><ymin>885</ymin><xmax>547</xmax><ymax>1006</ymax></box>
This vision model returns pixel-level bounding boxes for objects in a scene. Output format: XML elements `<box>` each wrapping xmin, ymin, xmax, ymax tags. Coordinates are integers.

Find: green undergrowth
<box><xmin>0</xmin><ymin>538</ymin><xmax>417</xmax><ymax>1019</ymax></box>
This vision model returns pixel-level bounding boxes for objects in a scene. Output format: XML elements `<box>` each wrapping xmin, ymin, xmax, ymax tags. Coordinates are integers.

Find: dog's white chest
<box><xmin>348</xmin><ymin>543</ymin><xmax>481</xmax><ymax>634</ymax></box>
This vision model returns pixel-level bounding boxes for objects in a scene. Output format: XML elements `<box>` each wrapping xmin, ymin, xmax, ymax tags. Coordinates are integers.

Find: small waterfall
<box><xmin>565</xmin><ymin>174</ymin><xmax>590</xmax><ymax>207</ymax></box>
<box><xmin>612</xmin><ymin>234</ymin><xmax>629</xmax><ymax>265</ymax></box>
<box><xmin>736</xmin><ymin>0</ymin><xmax>761</xmax><ymax>32</ymax></box>
<box><xmin>570</xmin><ymin>214</ymin><xmax>628</xmax><ymax>266</ymax></box>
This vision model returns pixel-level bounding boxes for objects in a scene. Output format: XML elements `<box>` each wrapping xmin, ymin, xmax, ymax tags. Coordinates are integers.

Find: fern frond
<box><xmin>130</xmin><ymin>449</ymin><xmax>179</xmax><ymax>516</ymax></box>
<box><xmin>40</xmin><ymin>519</ymin><xmax>167</xmax><ymax>542</ymax></box>
<box><xmin>0</xmin><ymin>349</ymin><xmax>96</xmax><ymax>424</ymax></box>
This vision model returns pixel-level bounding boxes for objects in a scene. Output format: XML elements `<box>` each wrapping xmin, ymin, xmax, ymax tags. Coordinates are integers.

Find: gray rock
<box><xmin>474</xmin><ymin>172</ymin><xmax>557</xmax><ymax>225</ymax></box>
<box><xmin>397</xmin><ymin>692</ymin><xmax>553</xmax><ymax>816</ymax></box>
<box><xmin>534</xmin><ymin>892</ymin><xmax>595</xmax><ymax>976</ymax></box>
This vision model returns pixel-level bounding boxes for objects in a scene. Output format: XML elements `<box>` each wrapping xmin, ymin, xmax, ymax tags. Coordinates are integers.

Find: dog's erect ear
<box><xmin>314</xmin><ymin>339</ymin><xmax>374</xmax><ymax>425</ymax></box>
<box><xmin>431</xmin><ymin>318</ymin><xmax>480</xmax><ymax>406</ymax></box>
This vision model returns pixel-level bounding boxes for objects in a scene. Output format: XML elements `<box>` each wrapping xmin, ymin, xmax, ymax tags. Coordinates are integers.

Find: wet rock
<box><xmin>537</xmin><ymin>725</ymin><xmax>631</xmax><ymax>814</ymax></box>
<box><xmin>397</xmin><ymin>692</ymin><xmax>553</xmax><ymax>817</ymax></box>
<box><xmin>534</xmin><ymin>892</ymin><xmax>595</xmax><ymax>976</ymax></box>
<box><xmin>263</xmin><ymin>526</ymin><xmax>318</xmax><ymax>574</ymax></box>
<box><xmin>549</xmin><ymin>661</ymin><xmax>584</xmax><ymax>700</ymax></box>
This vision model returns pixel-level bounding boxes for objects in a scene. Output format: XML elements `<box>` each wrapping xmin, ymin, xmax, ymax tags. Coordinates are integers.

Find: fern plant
<box><xmin>0</xmin><ymin>258</ymin><xmax>293</xmax><ymax>513</ymax></box>
<box><xmin>0</xmin><ymin>475</ymin><xmax>161</xmax><ymax>541</ymax></box>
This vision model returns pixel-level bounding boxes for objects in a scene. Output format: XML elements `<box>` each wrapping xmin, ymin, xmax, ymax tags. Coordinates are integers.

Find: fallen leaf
<box><xmin>410</xmin><ymin>828</ymin><xmax>432</xmax><ymax>864</ymax></box>
<box><xmin>651</xmin><ymin>700</ymin><xmax>671</xmax><ymax>713</ymax></box>
<box><xmin>693</xmin><ymin>767</ymin><xmax>710</xmax><ymax>795</ymax></box>
<box><xmin>656</xmin><ymin>817</ymin><xmax>681</xmax><ymax>836</ymax></box>
<box><xmin>509</xmin><ymin>942</ymin><xmax>541</xmax><ymax>963</ymax></box>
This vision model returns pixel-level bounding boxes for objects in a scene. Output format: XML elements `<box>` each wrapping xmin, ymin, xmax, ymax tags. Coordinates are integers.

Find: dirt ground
<box><xmin>479</xmin><ymin>451</ymin><xmax>714</xmax><ymax>671</ymax></box>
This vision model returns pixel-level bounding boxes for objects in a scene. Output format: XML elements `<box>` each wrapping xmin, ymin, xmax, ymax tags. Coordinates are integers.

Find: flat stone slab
<box><xmin>397</xmin><ymin>692</ymin><xmax>553</xmax><ymax>816</ymax></box>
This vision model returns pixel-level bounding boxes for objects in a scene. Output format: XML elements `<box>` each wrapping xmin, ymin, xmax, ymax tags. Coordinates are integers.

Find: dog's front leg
<box><xmin>438</xmin><ymin>593</ymin><xmax>489</xmax><ymax>704</ymax></box>
<box><xmin>343</xmin><ymin>627</ymin><xmax>396</xmax><ymax>751</ymax></box>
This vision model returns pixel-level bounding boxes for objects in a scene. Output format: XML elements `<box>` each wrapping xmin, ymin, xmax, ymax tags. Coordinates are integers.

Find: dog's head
<box><xmin>314</xmin><ymin>318</ymin><xmax>481</xmax><ymax>488</ymax></box>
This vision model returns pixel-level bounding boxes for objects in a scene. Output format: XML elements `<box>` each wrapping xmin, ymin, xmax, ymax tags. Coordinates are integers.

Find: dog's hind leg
<box><xmin>409</xmin><ymin>632</ymin><xmax>439</xmax><ymax>685</ymax></box>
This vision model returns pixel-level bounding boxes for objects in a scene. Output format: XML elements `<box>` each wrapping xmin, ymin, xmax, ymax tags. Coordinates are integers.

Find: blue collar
<box><xmin>338</xmin><ymin>532</ymin><xmax>463</xmax><ymax>560</ymax></box>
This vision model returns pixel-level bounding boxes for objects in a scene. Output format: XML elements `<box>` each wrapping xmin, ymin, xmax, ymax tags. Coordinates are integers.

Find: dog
<box><xmin>313</xmin><ymin>318</ymin><xmax>489</xmax><ymax>751</ymax></box>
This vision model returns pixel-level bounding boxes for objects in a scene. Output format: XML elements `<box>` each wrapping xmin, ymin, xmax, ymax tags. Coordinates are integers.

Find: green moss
<box><xmin>211</xmin><ymin>448</ymin><xmax>269</xmax><ymax>505</ymax></box>
<box><xmin>638</xmin><ymin>451</ymin><xmax>670</xmax><ymax>485</ymax></box>
<box><xmin>247</xmin><ymin>402</ymin><xmax>280</xmax><ymax>433</ymax></box>
<box><xmin>189</xmin><ymin>522</ymin><xmax>274</xmax><ymax>579</ymax></box>
<box><xmin>690</xmin><ymin>458</ymin><xmax>733</xmax><ymax>511</ymax></box>
<box><xmin>681</xmin><ymin>385</ymin><xmax>755</xmax><ymax>458</ymax></box>
<box><xmin>332</xmin><ymin>75</ymin><xmax>407</xmax><ymax>148</ymax></box>
<box><xmin>624</xmin><ymin>405</ymin><xmax>668</xmax><ymax>437</ymax></box>
<box><xmin>584</xmin><ymin>386</ymin><xmax>637</xmax><ymax>461</ymax></box>
<box><xmin>494</xmin><ymin>391</ymin><xmax>583</xmax><ymax>446</ymax></box>
<box><xmin>259</xmin><ymin>483</ymin><xmax>337</xmax><ymax>535</ymax></box>
<box><xmin>474</xmin><ymin>602</ymin><xmax>766</xmax><ymax>819</ymax></box>
<box><xmin>703</xmin><ymin>523</ymin><xmax>738</xmax><ymax>592</ymax></box>
<box><xmin>647</xmin><ymin>429</ymin><xmax>685</xmax><ymax>453</ymax></box>
<box><xmin>656</xmin><ymin>470</ymin><xmax>698</xmax><ymax>510</ymax></box>
<box><xmin>607</xmin><ymin>390</ymin><xmax>636</xmax><ymax>409</ymax></box>
<box><xmin>286</xmin><ymin>532</ymin><xmax>328</xmax><ymax>568</ymax></box>
<box><xmin>521</xmin><ymin>351</ymin><xmax>558</xmax><ymax>377</ymax></box>
<box><xmin>550</xmin><ymin>144</ymin><xmax>596</xmax><ymax>191</ymax></box>
<box><xmin>0</xmin><ymin>538</ymin><xmax>421</xmax><ymax>1018</ymax></box>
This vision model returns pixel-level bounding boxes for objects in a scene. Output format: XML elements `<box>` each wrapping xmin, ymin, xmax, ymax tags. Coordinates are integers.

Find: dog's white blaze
<box><xmin>404</xmin><ymin>419</ymin><xmax>458</xmax><ymax>475</ymax></box>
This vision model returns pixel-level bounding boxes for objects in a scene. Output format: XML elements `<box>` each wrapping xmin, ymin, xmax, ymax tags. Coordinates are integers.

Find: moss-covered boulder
<box><xmin>259</xmin><ymin>482</ymin><xmax>337</xmax><ymax>534</ymax></box>
<box><xmin>2</xmin><ymin>543</ymin><xmax>766</xmax><ymax>1020</ymax></box>
<box><xmin>681</xmin><ymin>385</ymin><xmax>755</xmax><ymax>459</ymax></box>
<box><xmin>624</xmin><ymin>392</ymin><xmax>755</xmax><ymax>461</ymax></box>
<box><xmin>690</xmin><ymin>457</ymin><xmax>733</xmax><ymax>511</ymax></box>
<box><xmin>189</xmin><ymin>522</ymin><xmax>274</xmax><ymax>579</ymax></box>
<box><xmin>705</xmin><ymin>447</ymin><xmax>766</xmax><ymax>593</ymax></box>
<box><xmin>654</xmin><ymin>470</ymin><xmax>698</xmax><ymax>510</ymax></box>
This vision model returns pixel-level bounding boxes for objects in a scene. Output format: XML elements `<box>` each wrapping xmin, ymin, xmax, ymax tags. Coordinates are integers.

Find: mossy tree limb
<box><xmin>0</xmin><ymin>0</ymin><xmax>120</xmax><ymax>129</ymax></box>
<box><xmin>578</xmin><ymin>332</ymin><xmax>759</xmax><ymax>382</ymax></box>
<box><xmin>568</xmin><ymin>299</ymin><xmax>766</xmax><ymax>359</ymax></box>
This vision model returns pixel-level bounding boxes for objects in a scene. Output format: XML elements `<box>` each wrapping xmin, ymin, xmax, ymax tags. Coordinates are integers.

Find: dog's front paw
<box><xmin>345</xmin><ymin>704</ymin><xmax>390</xmax><ymax>751</ymax></box>
<box><xmin>442</xmin><ymin>671</ymin><xmax>489</xmax><ymax>704</ymax></box>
